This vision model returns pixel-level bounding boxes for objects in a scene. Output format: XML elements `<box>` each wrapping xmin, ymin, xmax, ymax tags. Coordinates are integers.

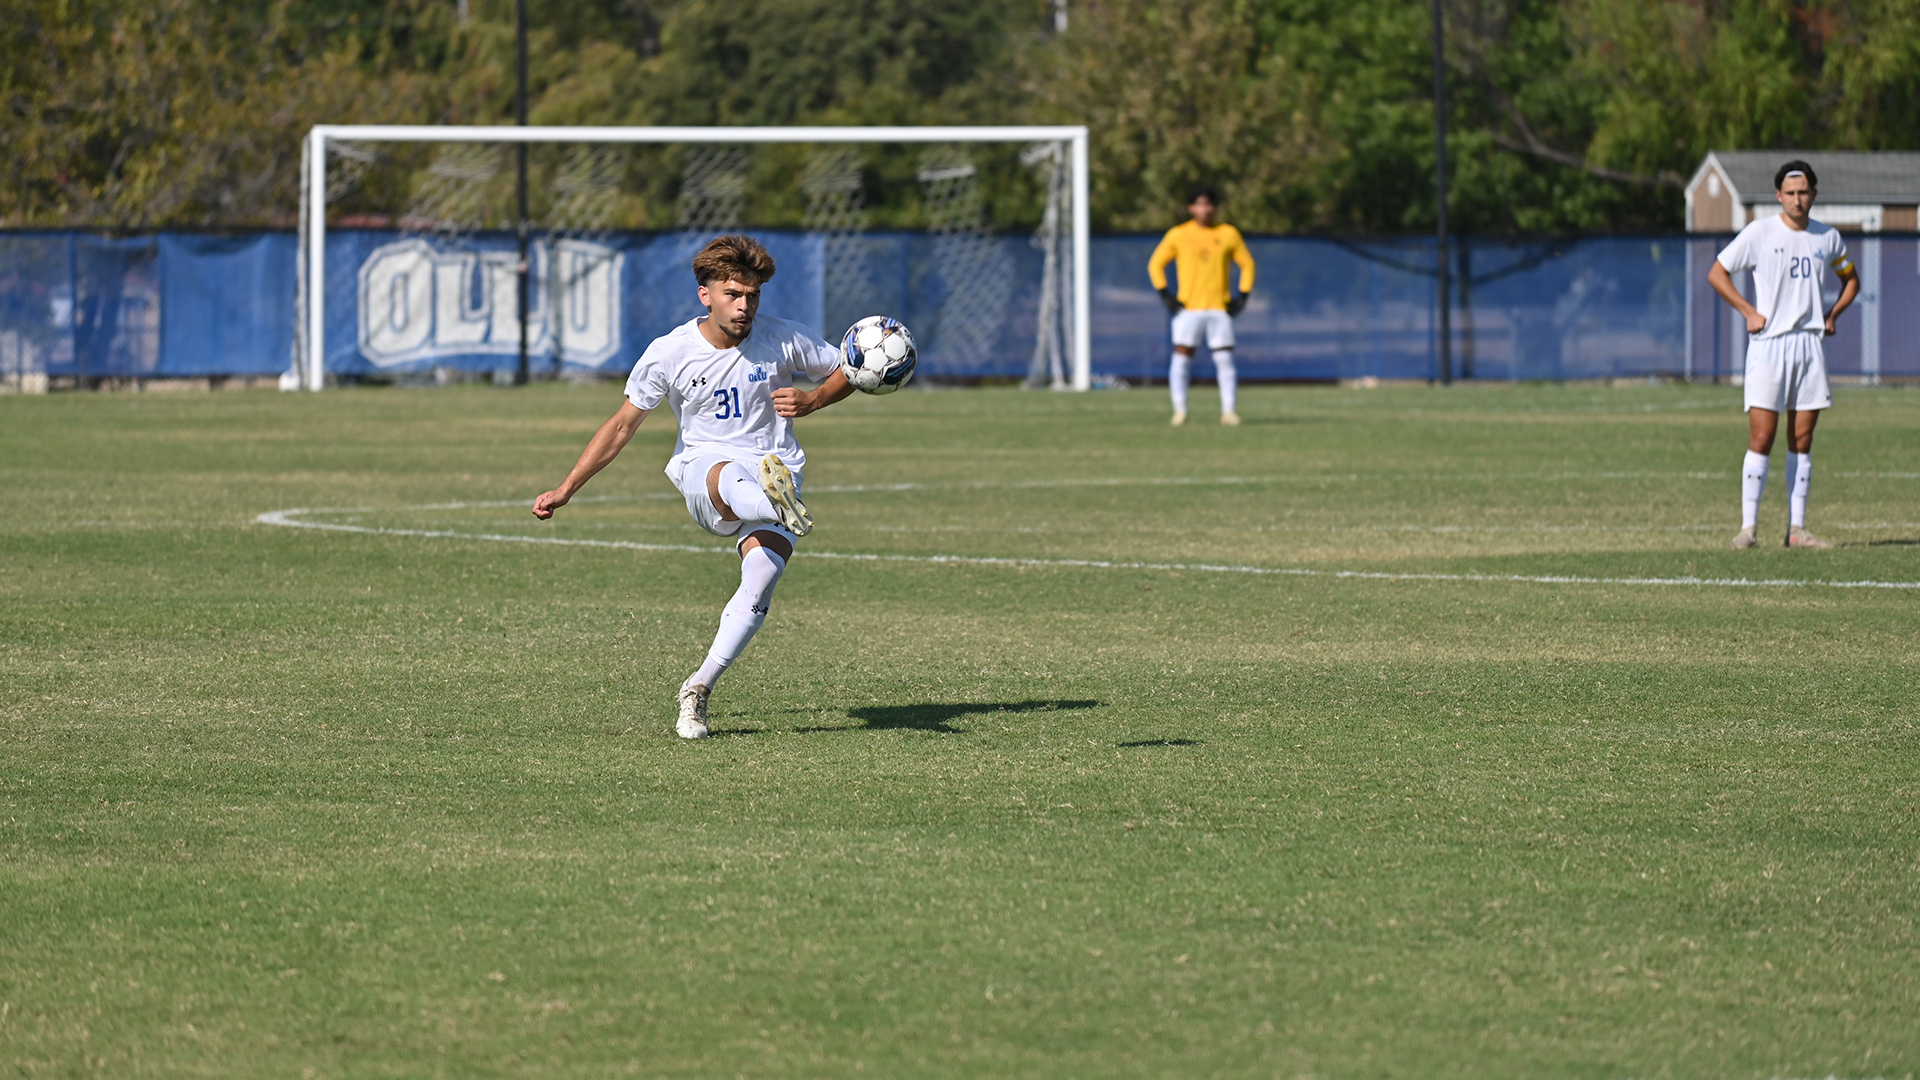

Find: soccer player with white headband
<box><xmin>532</xmin><ymin>235</ymin><xmax>854</xmax><ymax>738</ymax></box>
<box><xmin>1707</xmin><ymin>160</ymin><xmax>1859</xmax><ymax>549</ymax></box>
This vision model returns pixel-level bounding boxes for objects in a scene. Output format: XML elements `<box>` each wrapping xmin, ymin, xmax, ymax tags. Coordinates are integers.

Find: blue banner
<box><xmin>320</xmin><ymin>229</ymin><xmax>1047</xmax><ymax>380</ymax></box>
<box><xmin>4</xmin><ymin>229</ymin><xmax>1916</xmax><ymax>383</ymax></box>
<box><xmin>160</xmin><ymin>233</ymin><xmax>297</xmax><ymax>376</ymax></box>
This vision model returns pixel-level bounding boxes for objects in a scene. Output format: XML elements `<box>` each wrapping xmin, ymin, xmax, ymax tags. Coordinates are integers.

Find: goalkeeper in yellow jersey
<box><xmin>1147</xmin><ymin>184</ymin><xmax>1256</xmax><ymax>425</ymax></box>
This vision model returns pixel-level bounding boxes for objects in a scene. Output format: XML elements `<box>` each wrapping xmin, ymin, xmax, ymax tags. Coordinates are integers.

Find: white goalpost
<box><xmin>296</xmin><ymin>124</ymin><xmax>1093</xmax><ymax>392</ymax></box>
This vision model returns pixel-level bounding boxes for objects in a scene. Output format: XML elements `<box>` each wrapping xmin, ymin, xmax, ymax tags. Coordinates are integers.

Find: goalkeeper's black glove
<box><xmin>1226</xmin><ymin>292</ymin><xmax>1248</xmax><ymax>317</ymax></box>
<box><xmin>1159</xmin><ymin>286</ymin><xmax>1183</xmax><ymax>314</ymax></box>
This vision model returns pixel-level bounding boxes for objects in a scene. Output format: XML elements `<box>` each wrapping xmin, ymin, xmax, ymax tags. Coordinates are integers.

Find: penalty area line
<box><xmin>256</xmin><ymin>508</ymin><xmax>1920</xmax><ymax>591</ymax></box>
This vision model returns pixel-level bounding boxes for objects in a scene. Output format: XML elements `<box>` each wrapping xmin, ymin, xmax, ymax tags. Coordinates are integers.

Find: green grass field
<box><xmin>4</xmin><ymin>381</ymin><xmax>1918</xmax><ymax>1078</ymax></box>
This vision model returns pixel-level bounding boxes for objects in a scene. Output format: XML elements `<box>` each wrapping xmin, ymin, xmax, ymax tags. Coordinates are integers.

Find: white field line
<box><xmin>285</xmin><ymin>489</ymin><xmax>1920</xmax><ymax>538</ymax></box>
<box><xmin>375</xmin><ymin>466</ymin><xmax>1917</xmax><ymax>511</ymax></box>
<box><xmin>256</xmin><ymin>508</ymin><xmax>1920</xmax><ymax>591</ymax></box>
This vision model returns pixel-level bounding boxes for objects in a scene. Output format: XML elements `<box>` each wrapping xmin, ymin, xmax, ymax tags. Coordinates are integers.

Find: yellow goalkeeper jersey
<box><xmin>1148</xmin><ymin>221</ymin><xmax>1255</xmax><ymax>311</ymax></box>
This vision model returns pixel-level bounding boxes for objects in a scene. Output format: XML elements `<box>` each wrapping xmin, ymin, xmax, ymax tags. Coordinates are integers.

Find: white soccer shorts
<box><xmin>1743</xmin><ymin>330</ymin><xmax>1832</xmax><ymax>413</ymax></box>
<box><xmin>678</xmin><ymin>450</ymin><xmax>801</xmax><ymax>549</ymax></box>
<box><xmin>1171</xmin><ymin>308</ymin><xmax>1236</xmax><ymax>350</ymax></box>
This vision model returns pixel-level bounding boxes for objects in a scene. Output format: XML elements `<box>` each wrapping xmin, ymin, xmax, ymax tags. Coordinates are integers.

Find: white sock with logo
<box><xmin>691</xmin><ymin>545</ymin><xmax>786</xmax><ymax>690</ymax></box>
<box><xmin>1741</xmin><ymin>450</ymin><xmax>1769</xmax><ymax>529</ymax></box>
<box><xmin>1214</xmin><ymin>349</ymin><xmax>1238</xmax><ymax>415</ymax></box>
<box><xmin>718</xmin><ymin>461</ymin><xmax>776</xmax><ymax>524</ymax></box>
<box><xmin>1788</xmin><ymin>452</ymin><xmax>1812</xmax><ymax>527</ymax></box>
<box><xmin>1169</xmin><ymin>352</ymin><xmax>1191</xmax><ymax>414</ymax></box>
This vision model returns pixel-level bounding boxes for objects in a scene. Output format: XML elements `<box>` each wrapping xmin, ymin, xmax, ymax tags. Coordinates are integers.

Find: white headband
<box><xmin>1784</xmin><ymin>170</ymin><xmax>1807</xmax><ymax>178</ymax></box>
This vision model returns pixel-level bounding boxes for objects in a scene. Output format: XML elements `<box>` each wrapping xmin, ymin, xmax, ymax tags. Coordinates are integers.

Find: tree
<box><xmin>1</xmin><ymin>0</ymin><xmax>440</xmax><ymax>227</ymax></box>
<box><xmin>1020</xmin><ymin>0</ymin><xmax>1334</xmax><ymax>232</ymax></box>
<box><xmin>3</xmin><ymin>0</ymin><xmax>1914</xmax><ymax>232</ymax></box>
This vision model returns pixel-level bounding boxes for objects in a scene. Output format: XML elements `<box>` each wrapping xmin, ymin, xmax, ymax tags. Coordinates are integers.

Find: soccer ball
<box><xmin>838</xmin><ymin>315</ymin><xmax>918</xmax><ymax>394</ymax></box>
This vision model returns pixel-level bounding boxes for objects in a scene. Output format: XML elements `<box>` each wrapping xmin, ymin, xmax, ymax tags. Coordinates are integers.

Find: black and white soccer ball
<box><xmin>838</xmin><ymin>315</ymin><xmax>918</xmax><ymax>394</ymax></box>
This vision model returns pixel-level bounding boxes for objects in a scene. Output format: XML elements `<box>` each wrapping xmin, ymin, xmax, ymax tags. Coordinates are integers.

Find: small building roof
<box><xmin>1701</xmin><ymin>151</ymin><xmax>1920</xmax><ymax>205</ymax></box>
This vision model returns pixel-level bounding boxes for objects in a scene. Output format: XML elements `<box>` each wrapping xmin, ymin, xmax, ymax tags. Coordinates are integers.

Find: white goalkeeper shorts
<box><xmin>675</xmin><ymin>450</ymin><xmax>801</xmax><ymax>549</ymax></box>
<box><xmin>1743</xmin><ymin>330</ymin><xmax>1831</xmax><ymax>413</ymax></box>
<box><xmin>1171</xmin><ymin>309</ymin><xmax>1235</xmax><ymax>350</ymax></box>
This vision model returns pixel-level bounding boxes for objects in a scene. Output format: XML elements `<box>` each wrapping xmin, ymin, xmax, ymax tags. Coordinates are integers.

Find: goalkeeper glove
<box><xmin>1159</xmin><ymin>286</ymin><xmax>1183</xmax><ymax>314</ymax></box>
<box><xmin>1226</xmin><ymin>292</ymin><xmax>1248</xmax><ymax>317</ymax></box>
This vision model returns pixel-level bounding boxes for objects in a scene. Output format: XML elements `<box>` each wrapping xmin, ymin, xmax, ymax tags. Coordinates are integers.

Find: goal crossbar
<box><xmin>299</xmin><ymin>124</ymin><xmax>1093</xmax><ymax>390</ymax></box>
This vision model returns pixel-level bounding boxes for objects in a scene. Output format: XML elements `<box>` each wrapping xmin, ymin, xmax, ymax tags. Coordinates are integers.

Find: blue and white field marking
<box><xmin>257</xmin><ymin>497</ymin><xmax>1920</xmax><ymax>592</ymax></box>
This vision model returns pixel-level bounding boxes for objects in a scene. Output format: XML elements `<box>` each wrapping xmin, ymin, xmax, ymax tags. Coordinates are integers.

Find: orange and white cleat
<box><xmin>1786</xmin><ymin>525</ymin><xmax>1833</xmax><ymax>549</ymax></box>
<box><xmin>758</xmin><ymin>454</ymin><xmax>812</xmax><ymax>537</ymax></box>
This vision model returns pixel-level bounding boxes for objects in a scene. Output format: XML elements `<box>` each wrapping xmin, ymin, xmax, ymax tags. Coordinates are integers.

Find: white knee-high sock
<box><xmin>691</xmin><ymin>545</ymin><xmax>785</xmax><ymax>689</ymax></box>
<box><xmin>1788</xmin><ymin>452</ymin><xmax>1812</xmax><ymax>527</ymax></box>
<box><xmin>1169</xmin><ymin>352</ymin><xmax>1191</xmax><ymax>414</ymax></box>
<box><xmin>718</xmin><ymin>461</ymin><xmax>775</xmax><ymax>524</ymax></box>
<box><xmin>1741</xmin><ymin>450</ymin><xmax>1769</xmax><ymax>529</ymax></box>
<box><xmin>1213</xmin><ymin>348</ymin><xmax>1237</xmax><ymax>416</ymax></box>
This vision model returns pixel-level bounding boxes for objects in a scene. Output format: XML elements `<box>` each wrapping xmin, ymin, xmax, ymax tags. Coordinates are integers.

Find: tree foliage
<box><xmin>2</xmin><ymin>0</ymin><xmax>1914</xmax><ymax>232</ymax></box>
<box><xmin>1</xmin><ymin>0</ymin><xmax>442</xmax><ymax>227</ymax></box>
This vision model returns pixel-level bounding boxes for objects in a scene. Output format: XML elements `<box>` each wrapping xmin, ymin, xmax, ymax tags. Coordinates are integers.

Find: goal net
<box><xmin>295</xmin><ymin>125</ymin><xmax>1090</xmax><ymax>391</ymax></box>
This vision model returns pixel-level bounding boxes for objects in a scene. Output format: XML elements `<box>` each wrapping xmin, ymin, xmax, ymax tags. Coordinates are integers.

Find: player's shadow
<box><xmin>1116</xmin><ymin>738</ymin><xmax>1202</xmax><ymax>747</ymax></box>
<box><xmin>798</xmin><ymin>699</ymin><xmax>1101</xmax><ymax>734</ymax></box>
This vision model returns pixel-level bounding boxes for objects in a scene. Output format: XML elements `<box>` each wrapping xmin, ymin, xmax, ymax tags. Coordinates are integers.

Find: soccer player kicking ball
<box><xmin>1708</xmin><ymin>161</ymin><xmax>1859</xmax><ymax>549</ymax></box>
<box><xmin>1148</xmin><ymin>184</ymin><xmax>1256</xmax><ymax>425</ymax></box>
<box><xmin>532</xmin><ymin>235</ymin><xmax>854</xmax><ymax>738</ymax></box>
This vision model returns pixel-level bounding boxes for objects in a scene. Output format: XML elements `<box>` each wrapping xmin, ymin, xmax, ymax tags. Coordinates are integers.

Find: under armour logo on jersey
<box><xmin>690</xmin><ymin>376</ymin><xmax>708</xmax><ymax>388</ymax></box>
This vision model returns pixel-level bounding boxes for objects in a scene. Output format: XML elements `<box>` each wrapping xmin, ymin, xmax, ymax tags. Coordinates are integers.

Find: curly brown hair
<box><xmin>691</xmin><ymin>234</ymin><xmax>777</xmax><ymax>287</ymax></box>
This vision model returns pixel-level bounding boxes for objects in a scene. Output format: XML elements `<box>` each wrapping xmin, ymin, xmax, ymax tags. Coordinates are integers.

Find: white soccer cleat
<box><xmin>1786</xmin><ymin>525</ymin><xmax>1833</xmax><ymax>549</ymax></box>
<box><xmin>1729</xmin><ymin>526</ymin><xmax>1758</xmax><ymax>549</ymax></box>
<box><xmin>1170</xmin><ymin>411</ymin><xmax>1187</xmax><ymax>426</ymax></box>
<box><xmin>758</xmin><ymin>454</ymin><xmax>813</xmax><ymax>536</ymax></box>
<box><xmin>676</xmin><ymin>679</ymin><xmax>711</xmax><ymax>739</ymax></box>
<box><xmin>1220</xmin><ymin>412</ymin><xmax>1241</xmax><ymax>426</ymax></box>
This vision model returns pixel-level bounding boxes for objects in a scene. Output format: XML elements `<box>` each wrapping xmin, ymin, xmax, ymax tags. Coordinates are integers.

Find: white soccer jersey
<box><xmin>624</xmin><ymin>314</ymin><xmax>842</xmax><ymax>489</ymax></box>
<box><xmin>1715</xmin><ymin>215</ymin><xmax>1853</xmax><ymax>340</ymax></box>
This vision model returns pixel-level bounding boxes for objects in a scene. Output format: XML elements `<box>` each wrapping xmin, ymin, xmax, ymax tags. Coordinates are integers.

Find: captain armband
<box><xmin>1831</xmin><ymin>255</ymin><xmax>1855</xmax><ymax>276</ymax></box>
